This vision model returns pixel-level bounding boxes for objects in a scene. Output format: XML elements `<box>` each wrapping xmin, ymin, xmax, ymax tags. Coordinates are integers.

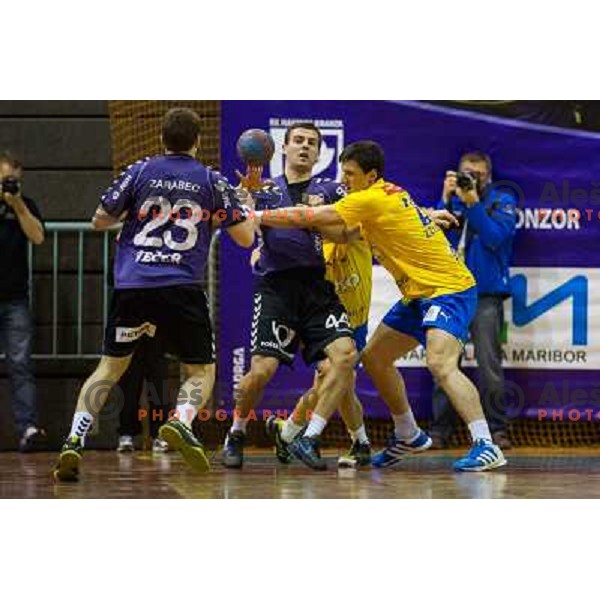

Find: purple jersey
<box><xmin>101</xmin><ymin>154</ymin><xmax>244</xmax><ymax>289</ymax></box>
<box><xmin>253</xmin><ymin>176</ymin><xmax>345</xmax><ymax>275</ymax></box>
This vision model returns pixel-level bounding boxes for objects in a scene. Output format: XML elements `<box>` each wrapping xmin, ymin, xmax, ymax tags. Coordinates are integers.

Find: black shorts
<box><xmin>103</xmin><ymin>285</ymin><xmax>215</xmax><ymax>365</ymax></box>
<box><xmin>251</xmin><ymin>269</ymin><xmax>354</xmax><ymax>366</ymax></box>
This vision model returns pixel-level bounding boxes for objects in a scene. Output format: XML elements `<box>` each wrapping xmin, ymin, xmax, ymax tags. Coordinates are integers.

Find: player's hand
<box><xmin>442</xmin><ymin>171</ymin><xmax>458</xmax><ymax>203</ymax></box>
<box><xmin>236</xmin><ymin>165</ymin><xmax>264</xmax><ymax>192</ymax></box>
<box><xmin>428</xmin><ymin>209</ymin><xmax>460</xmax><ymax>229</ymax></box>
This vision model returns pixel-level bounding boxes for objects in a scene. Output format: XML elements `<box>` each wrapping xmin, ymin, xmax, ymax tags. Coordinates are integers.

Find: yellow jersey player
<box><xmin>256</xmin><ymin>140</ymin><xmax>507</xmax><ymax>472</ymax></box>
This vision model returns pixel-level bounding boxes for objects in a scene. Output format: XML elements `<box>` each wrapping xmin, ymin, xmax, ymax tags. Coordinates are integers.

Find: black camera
<box><xmin>455</xmin><ymin>171</ymin><xmax>478</xmax><ymax>192</ymax></box>
<box><xmin>1</xmin><ymin>176</ymin><xmax>21</xmax><ymax>195</ymax></box>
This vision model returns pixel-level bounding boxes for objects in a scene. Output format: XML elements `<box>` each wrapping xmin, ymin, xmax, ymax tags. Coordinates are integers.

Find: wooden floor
<box><xmin>3</xmin><ymin>448</ymin><xmax>600</xmax><ymax>498</ymax></box>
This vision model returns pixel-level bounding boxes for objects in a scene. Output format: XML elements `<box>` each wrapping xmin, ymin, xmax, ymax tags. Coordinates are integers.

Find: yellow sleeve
<box><xmin>333</xmin><ymin>191</ymin><xmax>374</xmax><ymax>228</ymax></box>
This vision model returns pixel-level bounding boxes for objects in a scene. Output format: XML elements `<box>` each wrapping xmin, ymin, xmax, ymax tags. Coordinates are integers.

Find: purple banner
<box><xmin>216</xmin><ymin>101</ymin><xmax>600</xmax><ymax>421</ymax></box>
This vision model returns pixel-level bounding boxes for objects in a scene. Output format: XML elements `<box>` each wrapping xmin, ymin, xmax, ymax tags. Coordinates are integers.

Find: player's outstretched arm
<box><xmin>256</xmin><ymin>204</ymin><xmax>343</xmax><ymax>229</ymax></box>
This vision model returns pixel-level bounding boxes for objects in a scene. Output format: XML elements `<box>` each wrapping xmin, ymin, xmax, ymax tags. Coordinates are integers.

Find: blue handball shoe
<box><xmin>453</xmin><ymin>439</ymin><xmax>507</xmax><ymax>472</ymax></box>
<box><xmin>371</xmin><ymin>430</ymin><xmax>432</xmax><ymax>468</ymax></box>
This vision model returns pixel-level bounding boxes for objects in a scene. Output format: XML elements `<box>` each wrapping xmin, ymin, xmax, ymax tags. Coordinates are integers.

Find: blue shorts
<box><xmin>382</xmin><ymin>286</ymin><xmax>477</xmax><ymax>346</ymax></box>
<box><xmin>353</xmin><ymin>323</ymin><xmax>368</xmax><ymax>353</ymax></box>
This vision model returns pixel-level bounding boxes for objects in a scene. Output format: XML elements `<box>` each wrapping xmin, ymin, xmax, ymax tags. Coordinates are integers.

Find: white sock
<box><xmin>349</xmin><ymin>425</ymin><xmax>369</xmax><ymax>444</ymax></box>
<box><xmin>69</xmin><ymin>412</ymin><xmax>94</xmax><ymax>443</ymax></box>
<box><xmin>392</xmin><ymin>411</ymin><xmax>419</xmax><ymax>441</ymax></box>
<box><xmin>304</xmin><ymin>413</ymin><xmax>328</xmax><ymax>438</ymax></box>
<box><xmin>281</xmin><ymin>418</ymin><xmax>304</xmax><ymax>443</ymax></box>
<box><xmin>468</xmin><ymin>419</ymin><xmax>492</xmax><ymax>443</ymax></box>
<box><xmin>176</xmin><ymin>402</ymin><xmax>198</xmax><ymax>428</ymax></box>
<box><xmin>230</xmin><ymin>418</ymin><xmax>247</xmax><ymax>435</ymax></box>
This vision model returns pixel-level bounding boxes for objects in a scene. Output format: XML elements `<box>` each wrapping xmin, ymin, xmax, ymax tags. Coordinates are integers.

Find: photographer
<box><xmin>430</xmin><ymin>151</ymin><xmax>516</xmax><ymax>449</ymax></box>
<box><xmin>0</xmin><ymin>151</ymin><xmax>47</xmax><ymax>451</ymax></box>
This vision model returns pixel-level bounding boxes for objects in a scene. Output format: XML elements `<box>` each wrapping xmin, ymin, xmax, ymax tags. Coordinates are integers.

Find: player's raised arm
<box><xmin>210</xmin><ymin>171</ymin><xmax>256</xmax><ymax>248</ymax></box>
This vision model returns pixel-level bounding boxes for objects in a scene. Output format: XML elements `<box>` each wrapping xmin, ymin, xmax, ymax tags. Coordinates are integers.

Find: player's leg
<box><xmin>268</xmin><ymin>361</ymin><xmax>370</xmax><ymax>467</ymax></box>
<box><xmin>337</xmin><ymin>323</ymin><xmax>371</xmax><ymax>467</ymax></box>
<box><xmin>266</xmin><ymin>367</ymin><xmax>319</xmax><ymax>464</ymax></box>
<box><xmin>223</xmin><ymin>278</ymin><xmax>298</xmax><ymax>468</ymax></box>
<box><xmin>337</xmin><ymin>387</ymin><xmax>372</xmax><ymax>468</ymax></box>
<box><xmin>361</xmin><ymin>304</ymin><xmax>432</xmax><ymax>468</ymax></box>
<box><xmin>223</xmin><ymin>354</ymin><xmax>280</xmax><ymax>468</ymax></box>
<box><xmin>426</xmin><ymin>330</ymin><xmax>484</xmax><ymax>423</ymax></box>
<box><xmin>425</xmin><ymin>329</ymin><xmax>504</xmax><ymax>470</ymax></box>
<box><xmin>54</xmin><ymin>354</ymin><xmax>133</xmax><ymax>482</ymax></box>
<box><xmin>286</xmin><ymin>277</ymin><xmax>358</xmax><ymax>469</ymax></box>
<box><xmin>290</xmin><ymin>335</ymin><xmax>357</xmax><ymax>469</ymax></box>
<box><xmin>421</xmin><ymin>288</ymin><xmax>506</xmax><ymax>471</ymax></box>
<box><xmin>159</xmin><ymin>362</ymin><xmax>215</xmax><ymax>473</ymax></box>
<box><xmin>155</xmin><ymin>285</ymin><xmax>217</xmax><ymax>473</ymax></box>
<box><xmin>54</xmin><ymin>288</ymin><xmax>148</xmax><ymax>482</ymax></box>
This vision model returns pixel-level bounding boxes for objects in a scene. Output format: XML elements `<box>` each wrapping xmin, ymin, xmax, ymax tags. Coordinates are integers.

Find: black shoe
<box><xmin>223</xmin><ymin>430</ymin><xmax>246</xmax><ymax>469</ymax></box>
<box><xmin>53</xmin><ymin>435</ymin><xmax>83</xmax><ymax>482</ymax></box>
<box><xmin>338</xmin><ymin>440</ymin><xmax>372</xmax><ymax>468</ymax></box>
<box><xmin>289</xmin><ymin>436</ymin><xmax>327</xmax><ymax>471</ymax></box>
<box><xmin>265</xmin><ymin>416</ymin><xmax>293</xmax><ymax>464</ymax></box>
<box><xmin>159</xmin><ymin>421</ymin><xmax>210</xmax><ymax>473</ymax></box>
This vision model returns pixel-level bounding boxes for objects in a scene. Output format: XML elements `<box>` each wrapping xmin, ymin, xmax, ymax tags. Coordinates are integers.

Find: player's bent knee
<box><xmin>329</xmin><ymin>344</ymin><xmax>358</xmax><ymax>372</ymax></box>
<box><xmin>426</xmin><ymin>353</ymin><xmax>455</xmax><ymax>382</ymax></box>
<box><xmin>249</xmin><ymin>356</ymin><xmax>279</xmax><ymax>385</ymax></box>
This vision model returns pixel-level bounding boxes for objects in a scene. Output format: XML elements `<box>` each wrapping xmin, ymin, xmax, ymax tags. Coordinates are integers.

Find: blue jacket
<box><xmin>436</xmin><ymin>185</ymin><xmax>516</xmax><ymax>297</ymax></box>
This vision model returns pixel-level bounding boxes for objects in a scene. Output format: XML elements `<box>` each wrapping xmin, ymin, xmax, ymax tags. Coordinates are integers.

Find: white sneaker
<box><xmin>117</xmin><ymin>435</ymin><xmax>134</xmax><ymax>453</ymax></box>
<box><xmin>152</xmin><ymin>438</ymin><xmax>169</xmax><ymax>453</ymax></box>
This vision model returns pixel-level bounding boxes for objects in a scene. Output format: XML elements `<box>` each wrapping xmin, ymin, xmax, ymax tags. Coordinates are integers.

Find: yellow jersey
<box><xmin>334</xmin><ymin>179</ymin><xmax>475</xmax><ymax>300</ymax></box>
<box><xmin>323</xmin><ymin>237</ymin><xmax>372</xmax><ymax>328</ymax></box>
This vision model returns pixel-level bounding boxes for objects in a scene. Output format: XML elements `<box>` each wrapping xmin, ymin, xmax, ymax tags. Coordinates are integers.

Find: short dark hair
<box><xmin>0</xmin><ymin>150</ymin><xmax>22</xmax><ymax>170</ymax></box>
<box><xmin>284</xmin><ymin>122</ymin><xmax>322</xmax><ymax>147</ymax></box>
<box><xmin>459</xmin><ymin>151</ymin><xmax>492</xmax><ymax>173</ymax></box>
<box><xmin>161</xmin><ymin>108</ymin><xmax>202</xmax><ymax>153</ymax></box>
<box><xmin>339</xmin><ymin>141</ymin><xmax>384</xmax><ymax>178</ymax></box>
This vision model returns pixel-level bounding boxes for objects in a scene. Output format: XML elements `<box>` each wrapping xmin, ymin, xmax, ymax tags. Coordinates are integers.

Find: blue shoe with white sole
<box><xmin>372</xmin><ymin>430</ymin><xmax>432</xmax><ymax>468</ymax></box>
<box><xmin>453</xmin><ymin>439</ymin><xmax>507</xmax><ymax>472</ymax></box>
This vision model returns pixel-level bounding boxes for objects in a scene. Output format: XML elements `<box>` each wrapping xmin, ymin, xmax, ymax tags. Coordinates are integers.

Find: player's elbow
<box><xmin>92</xmin><ymin>214</ymin><xmax>111</xmax><ymax>231</ymax></box>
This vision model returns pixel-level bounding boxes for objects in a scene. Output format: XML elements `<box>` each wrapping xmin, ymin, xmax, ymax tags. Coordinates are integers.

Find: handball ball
<box><xmin>236</xmin><ymin>129</ymin><xmax>275</xmax><ymax>166</ymax></box>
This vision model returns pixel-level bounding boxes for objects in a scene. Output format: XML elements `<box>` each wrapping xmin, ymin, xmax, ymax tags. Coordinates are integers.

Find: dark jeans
<box><xmin>431</xmin><ymin>295</ymin><xmax>507</xmax><ymax>438</ymax></box>
<box><xmin>0</xmin><ymin>300</ymin><xmax>38</xmax><ymax>435</ymax></box>
<box><xmin>117</xmin><ymin>336</ymin><xmax>171</xmax><ymax>438</ymax></box>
